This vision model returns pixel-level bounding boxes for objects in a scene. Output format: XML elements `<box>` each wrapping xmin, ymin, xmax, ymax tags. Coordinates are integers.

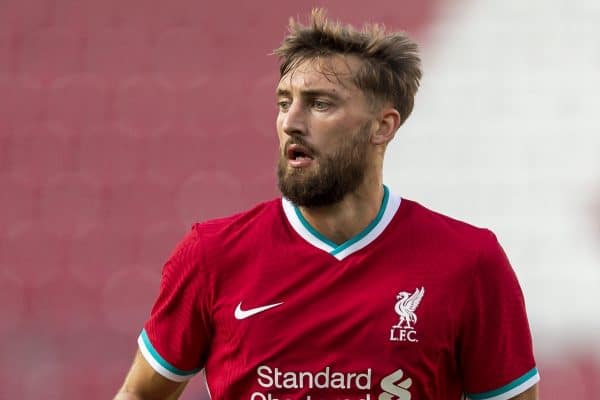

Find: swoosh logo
<box><xmin>234</xmin><ymin>301</ymin><xmax>283</xmax><ymax>320</ymax></box>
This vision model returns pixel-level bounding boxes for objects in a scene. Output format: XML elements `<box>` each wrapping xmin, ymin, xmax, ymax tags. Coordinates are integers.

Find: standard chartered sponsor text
<box><xmin>251</xmin><ymin>366</ymin><xmax>411</xmax><ymax>400</ymax></box>
<box><xmin>257</xmin><ymin>365</ymin><xmax>371</xmax><ymax>390</ymax></box>
<box><xmin>252</xmin><ymin>365</ymin><xmax>373</xmax><ymax>399</ymax></box>
<box><xmin>250</xmin><ymin>365</ymin><xmax>371</xmax><ymax>400</ymax></box>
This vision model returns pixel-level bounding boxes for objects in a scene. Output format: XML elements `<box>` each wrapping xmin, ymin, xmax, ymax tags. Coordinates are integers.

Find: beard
<box><xmin>277</xmin><ymin>122</ymin><xmax>371</xmax><ymax>208</ymax></box>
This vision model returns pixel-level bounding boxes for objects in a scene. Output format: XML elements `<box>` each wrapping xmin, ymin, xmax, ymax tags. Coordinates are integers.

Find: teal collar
<box><xmin>281</xmin><ymin>186</ymin><xmax>401</xmax><ymax>260</ymax></box>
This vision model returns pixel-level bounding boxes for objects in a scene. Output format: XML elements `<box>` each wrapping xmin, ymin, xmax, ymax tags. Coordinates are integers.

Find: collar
<box><xmin>281</xmin><ymin>185</ymin><xmax>401</xmax><ymax>260</ymax></box>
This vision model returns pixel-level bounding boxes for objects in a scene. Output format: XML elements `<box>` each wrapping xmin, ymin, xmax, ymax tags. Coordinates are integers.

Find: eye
<box><xmin>312</xmin><ymin>99</ymin><xmax>330</xmax><ymax>111</ymax></box>
<box><xmin>277</xmin><ymin>100</ymin><xmax>291</xmax><ymax>112</ymax></box>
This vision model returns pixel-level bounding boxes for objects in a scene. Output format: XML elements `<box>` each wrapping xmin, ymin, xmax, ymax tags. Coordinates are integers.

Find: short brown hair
<box><xmin>273</xmin><ymin>9</ymin><xmax>422</xmax><ymax>125</ymax></box>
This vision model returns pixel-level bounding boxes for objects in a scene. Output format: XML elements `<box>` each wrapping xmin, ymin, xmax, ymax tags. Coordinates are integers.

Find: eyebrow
<box><xmin>276</xmin><ymin>88</ymin><xmax>342</xmax><ymax>101</ymax></box>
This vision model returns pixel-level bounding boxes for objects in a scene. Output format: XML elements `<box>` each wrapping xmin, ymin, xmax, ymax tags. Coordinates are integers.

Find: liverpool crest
<box><xmin>389</xmin><ymin>287</ymin><xmax>425</xmax><ymax>343</ymax></box>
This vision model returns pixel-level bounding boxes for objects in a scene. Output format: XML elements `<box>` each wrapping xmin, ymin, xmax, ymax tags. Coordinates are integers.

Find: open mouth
<box><xmin>285</xmin><ymin>143</ymin><xmax>315</xmax><ymax>168</ymax></box>
<box><xmin>286</xmin><ymin>143</ymin><xmax>314</xmax><ymax>161</ymax></box>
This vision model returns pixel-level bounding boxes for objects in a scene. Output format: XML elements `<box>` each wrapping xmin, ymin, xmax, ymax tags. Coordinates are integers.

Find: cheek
<box><xmin>276</xmin><ymin>131</ymin><xmax>286</xmax><ymax>149</ymax></box>
<box><xmin>319</xmin><ymin>123</ymin><xmax>353</xmax><ymax>149</ymax></box>
<box><xmin>275</xmin><ymin>118</ymin><xmax>285</xmax><ymax>146</ymax></box>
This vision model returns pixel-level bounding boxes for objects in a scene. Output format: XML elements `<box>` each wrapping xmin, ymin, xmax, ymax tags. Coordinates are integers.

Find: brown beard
<box><xmin>277</xmin><ymin>122</ymin><xmax>371</xmax><ymax>208</ymax></box>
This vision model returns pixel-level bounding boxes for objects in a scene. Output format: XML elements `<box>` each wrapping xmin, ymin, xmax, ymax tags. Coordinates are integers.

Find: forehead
<box><xmin>277</xmin><ymin>55</ymin><xmax>363</xmax><ymax>95</ymax></box>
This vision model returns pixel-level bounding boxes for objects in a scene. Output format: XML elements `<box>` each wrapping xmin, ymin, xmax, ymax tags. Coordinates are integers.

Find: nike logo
<box><xmin>234</xmin><ymin>301</ymin><xmax>284</xmax><ymax>320</ymax></box>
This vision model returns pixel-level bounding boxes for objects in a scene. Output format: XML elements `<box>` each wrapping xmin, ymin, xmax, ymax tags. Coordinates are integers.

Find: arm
<box><xmin>459</xmin><ymin>232</ymin><xmax>540</xmax><ymax>400</ymax></box>
<box><xmin>509</xmin><ymin>383</ymin><xmax>538</xmax><ymax>400</ymax></box>
<box><xmin>114</xmin><ymin>350</ymin><xmax>189</xmax><ymax>400</ymax></box>
<box><xmin>117</xmin><ymin>227</ymin><xmax>210</xmax><ymax>399</ymax></box>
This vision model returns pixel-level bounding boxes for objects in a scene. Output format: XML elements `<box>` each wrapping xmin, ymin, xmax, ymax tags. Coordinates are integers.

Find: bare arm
<box><xmin>114</xmin><ymin>350</ymin><xmax>189</xmax><ymax>400</ymax></box>
<box><xmin>509</xmin><ymin>383</ymin><xmax>538</xmax><ymax>400</ymax></box>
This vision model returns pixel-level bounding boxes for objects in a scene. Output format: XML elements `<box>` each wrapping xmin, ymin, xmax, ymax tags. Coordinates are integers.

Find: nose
<box><xmin>281</xmin><ymin>101</ymin><xmax>307</xmax><ymax>137</ymax></box>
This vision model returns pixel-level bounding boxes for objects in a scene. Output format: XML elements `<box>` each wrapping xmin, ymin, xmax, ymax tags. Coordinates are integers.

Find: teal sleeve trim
<box><xmin>467</xmin><ymin>367</ymin><xmax>539</xmax><ymax>399</ymax></box>
<box><xmin>140</xmin><ymin>329</ymin><xmax>202</xmax><ymax>376</ymax></box>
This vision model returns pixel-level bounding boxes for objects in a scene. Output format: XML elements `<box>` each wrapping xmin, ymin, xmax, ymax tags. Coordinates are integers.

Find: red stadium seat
<box><xmin>538</xmin><ymin>354</ymin><xmax>592</xmax><ymax>399</ymax></box>
<box><xmin>137</xmin><ymin>222</ymin><xmax>186</xmax><ymax>269</ymax></box>
<box><xmin>101</xmin><ymin>267</ymin><xmax>160</xmax><ymax>335</ymax></box>
<box><xmin>245</xmin><ymin>73</ymin><xmax>279</xmax><ymax>139</ymax></box>
<box><xmin>0</xmin><ymin>329</ymin><xmax>33</xmax><ymax>397</ymax></box>
<box><xmin>38</xmin><ymin>172</ymin><xmax>102</xmax><ymax>238</ymax></box>
<box><xmin>105</xmin><ymin>174</ymin><xmax>175</xmax><ymax>230</ymax></box>
<box><xmin>85</xmin><ymin>28</ymin><xmax>152</xmax><ymax>79</ymax></box>
<box><xmin>114</xmin><ymin>75</ymin><xmax>176</xmax><ymax>135</ymax></box>
<box><xmin>575</xmin><ymin>355</ymin><xmax>600</xmax><ymax>398</ymax></box>
<box><xmin>20</xmin><ymin>354</ymin><xmax>68</xmax><ymax>400</ymax></box>
<box><xmin>0</xmin><ymin>172</ymin><xmax>36</xmax><ymax>233</ymax></box>
<box><xmin>0</xmin><ymin>270</ymin><xmax>26</xmax><ymax>336</ymax></box>
<box><xmin>176</xmin><ymin>170</ymin><xmax>245</xmax><ymax>224</ymax></box>
<box><xmin>148</xmin><ymin>0</ymin><xmax>206</xmax><ymax>28</ymax></box>
<box><xmin>29</xmin><ymin>275</ymin><xmax>102</xmax><ymax>337</ymax></box>
<box><xmin>18</xmin><ymin>28</ymin><xmax>83</xmax><ymax>81</ymax></box>
<box><xmin>6</xmin><ymin>123</ymin><xmax>73</xmax><ymax>184</ymax></box>
<box><xmin>61</xmin><ymin>329</ymin><xmax>133</xmax><ymax>400</ymax></box>
<box><xmin>67</xmin><ymin>223</ymin><xmax>138</xmax><ymax>289</ymax></box>
<box><xmin>174</xmin><ymin>76</ymin><xmax>243</xmax><ymax>135</ymax></box>
<box><xmin>77</xmin><ymin>327</ymin><xmax>135</xmax><ymax>368</ymax></box>
<box><xmin>174</xmin><ymin>77</ymin><xmax>211</xmax><ymax>129</ymax></box>
<box><xmin>47</xmin><ymin>74</ymin><xmax>110</xmax><ymax>130</ymax></box>
<box><xmin>0</xmin><ymin>133</ymin><xmax>7</xmax><ymax>169</ymax></box>
<box><xmin>0</xmin><ymin>75</ymin><xmax>45</xmax><ymax>129</ymax></box>
<box><xmin>0</xmin><ymin>0</ymin><xmax>50</xmax><ymax>36</ymax></box>
<box><xmin>241</xmin><ymin>171</ymin><xmax>278</xmax><ymax>206</ymax></box>
<box><xmin>77</xmin><ymin>123</ymin><xmax>143</xmax><ymax>184</ymax></box>
<box><xmin>154</xmin><ymin>27</ymin><xmax>218</xmax><ymax>83</ymax></box>
<box><xmin>108</xmin><ymin>0</ymin><xmax>228</xmax><ymax>36</ymax></box>
<box><xmin>0</xmin><ymin>31</ymin><xmax>13</xmax><ymax>75</ymax></box>
<box><xmin>141</xmin><ymin>126</ymin><xmax>219</xmax><ymax>183</ymax></box>
<box><xmin>0</xmin><ymin>225</ymin><xmax>65</xmax><ymax>287</ymax></box>
<box><xmin>51</xmin><ymin>0</ymin><xmax>114</xmax><ymax>29</ymax></box>
<box><xmin>0</xmin><ymin>370</ymin><xmax>22</xmax><ymax>399</ymax></box>
<box><xmin>111</xmin><ymin>0</ymin><xmax>162</xmax><ymax>31</ymax></box>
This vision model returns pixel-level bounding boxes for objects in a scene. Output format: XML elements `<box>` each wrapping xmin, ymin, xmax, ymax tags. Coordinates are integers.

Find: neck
<box><xmin>297</xmin><ymin>172</ymin><xmax>385</xmax><ymax>245</ymax></box>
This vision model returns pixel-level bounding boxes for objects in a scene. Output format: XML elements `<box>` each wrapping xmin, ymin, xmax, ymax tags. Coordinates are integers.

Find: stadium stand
<box><xmin>113</xmin><ymin>75</ymin><xmax>176</xmax><ymax>135</ymax></box>
<box><xmin>67</xmin><ymin>222</ymin><xmax>138</xmax><ymax>288</ymax></box>
<box><xmin>39</xmin><ymin>172</ymin><xmax>102</xmax><ymax>238</ymax></box>
<box><xmin>0</xmin><ymin>76</ymin><xmax>45</xmax><ymax>129</ymax></box>
<box><xmin>7</xmin><ymin>123</ymin><xmax>74</xmax><ymax>184</ymax></box>
<box><xmin>48</xmin><ymin>74</ymin><xmax>111</xmax><ymax>130</ymax></box>
<box><xmin>76</xmin><ymin>123</ymin><xmax>143</xmax><ymax>184</ymax></box>
<box><xmin>18</xmin><ymin>28</ymin><xmax>83</xmax><ymax>81</ymax></box>
<box><xmin>84</xmin><ymin>29</ymin><xmax>152</xmax><ymax>79</ymax></box>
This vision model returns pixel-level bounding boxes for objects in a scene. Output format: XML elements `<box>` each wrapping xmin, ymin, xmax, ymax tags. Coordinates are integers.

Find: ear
<box><xmin>371</xmin><ymin>107</ymin><xmax>401</xmax><ymax>145</ymax></box>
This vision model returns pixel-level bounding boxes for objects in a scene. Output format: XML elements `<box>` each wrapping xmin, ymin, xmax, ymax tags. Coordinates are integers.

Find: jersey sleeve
<box><xmin>459</xmin><ymin>231</ymin><xmax>539</xmax><ymax>400</ymax></box>
<box><xmin>137</xmin><ymin>225</ymin><xmax>212</xmax><ymax>382</ymax></box>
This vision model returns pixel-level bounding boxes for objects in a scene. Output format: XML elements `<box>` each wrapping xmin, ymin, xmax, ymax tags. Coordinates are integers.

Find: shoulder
<box><xmin>402</xmin><ymin>199</ymin><xmax>519</xmax><ymax>294</ymax></box>
<box><xmin>191</xmin><ymin>198</ymin><xmax>282</xmax><ymax>242</ymax></box>
<box><xmin>399</xmin><ymin>198</ymin><xmax>499</xmax><ymax>250</ymax></box>
<box><xmin>396</xmin><ymin>198</ymin><xmax>509</xmax><ymax>282</ymax></box>
<box><xmin>160</xmin><ymin>198</ymin><xmax>282</xmax><ymax>277</ymax></box>
<box><xmin>171</xmin><ymin>198</ymin><xmax>284</xmax><ymax>266</ymax></box>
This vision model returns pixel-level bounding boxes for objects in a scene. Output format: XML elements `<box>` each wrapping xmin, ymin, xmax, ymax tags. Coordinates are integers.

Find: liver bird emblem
<box><xmin>393</xmin><ymin>287</ymin><xmax>425</xmax><ymax>329</ymax></box>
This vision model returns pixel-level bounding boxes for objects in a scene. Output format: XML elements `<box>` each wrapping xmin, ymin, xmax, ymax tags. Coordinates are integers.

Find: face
<box><xmin>275</xmin><ymin>56</ymin><xmax>376</xmax><ymax>208</ymax></box>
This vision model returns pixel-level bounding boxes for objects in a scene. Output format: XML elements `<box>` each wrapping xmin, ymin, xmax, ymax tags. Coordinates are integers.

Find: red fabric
<box><xmin>142</xmin><ymin>198</ymin><xmax>536</xmax><ymax>399</ymax></box>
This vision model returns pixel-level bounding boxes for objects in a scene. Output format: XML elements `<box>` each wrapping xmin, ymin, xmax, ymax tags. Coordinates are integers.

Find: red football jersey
<box><xmin>139</xmin><ymin>186</ymin><xmax>538</xmax><ymax>399</ymax></box>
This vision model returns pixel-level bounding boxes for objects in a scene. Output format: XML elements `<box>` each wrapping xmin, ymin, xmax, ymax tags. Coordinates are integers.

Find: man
<box><xmin>115</xmin><ymin>9</ymin><xmax>539</xmax><ymax>400</ymax></box>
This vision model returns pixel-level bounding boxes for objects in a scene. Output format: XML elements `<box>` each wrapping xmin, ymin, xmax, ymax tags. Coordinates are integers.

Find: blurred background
<box><xmin>0</xmin><ymin>0</ymin><xmax>598</xmax><ymax>398</ymax></box>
